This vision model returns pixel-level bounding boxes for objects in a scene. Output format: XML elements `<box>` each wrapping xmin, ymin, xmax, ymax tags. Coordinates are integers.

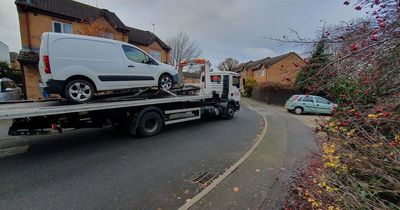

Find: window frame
<box><xmin>52</xmin><ymin>21</ymin><xmax>73</xmax><ymax>34</ymax></box>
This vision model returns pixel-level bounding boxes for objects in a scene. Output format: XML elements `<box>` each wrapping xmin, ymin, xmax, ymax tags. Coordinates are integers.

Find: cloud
<box><xmin>1</xmin><ymin>0</ymin><xmax>363</xmax><ymax>61</ymax></box>
<box><xmin>241</xmin><ymin>47</ymin><xmax>278</xmax><ymax>60</ymax></box>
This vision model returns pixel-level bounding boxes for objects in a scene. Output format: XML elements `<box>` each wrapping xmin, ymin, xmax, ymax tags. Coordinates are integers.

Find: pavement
<box><xmin>0</xmin><ymin>104</ymin><xmax>262</xmax><ymax>210</ymax></box>
<box><xmin>189</xmin><ymin>98</ymin><xmax>319</xmax><ymax>210</ymax></box>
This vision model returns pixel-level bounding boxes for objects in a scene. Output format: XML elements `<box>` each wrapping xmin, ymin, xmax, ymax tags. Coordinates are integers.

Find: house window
<box><xmin>260</xmin><ymin>69</ymin><xmax>265</xmax><ymax>76</ymax></box>
<box><xmin>53</xmin><ymin>21</ymin><xmax>72</xmax><ymax>34</ymax></box>
<box><xmin>150</xmin><ymin>50</ymin><xmax>161</xmax><ymax>61</ymax></box>
<box><xmin>102</xmin><ymin>32</ymin><xmax>114</xmax><ymax>39</ymax></box>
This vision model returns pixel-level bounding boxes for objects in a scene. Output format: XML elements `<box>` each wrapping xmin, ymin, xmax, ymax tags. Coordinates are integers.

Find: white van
<box><xmin>39</xmin><ymin>32</ymin><xmax>178</xmax><ymax>103</ymax></box>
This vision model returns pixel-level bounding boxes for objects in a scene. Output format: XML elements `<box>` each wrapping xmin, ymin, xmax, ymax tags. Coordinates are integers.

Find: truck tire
<box><xmin>223</xmin><ymin>104</ymin><xmax>235</xmax><ymax>120</ymax></box>
<box><xmin>137</xmin><ymin>111</ymin><xmax>163</xmax><ymax>137</ymax></box>
<box><xmin>64</xmin><ymin>79</ymin><xmax>94</xmax><ymax>103</ymax></box>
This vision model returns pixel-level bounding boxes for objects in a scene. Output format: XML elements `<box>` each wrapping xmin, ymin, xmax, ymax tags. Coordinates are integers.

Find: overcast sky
<box><xmin>0</xmin><ymin>0</ymin><xmax>362</xmax><ymax>66</ymax></box>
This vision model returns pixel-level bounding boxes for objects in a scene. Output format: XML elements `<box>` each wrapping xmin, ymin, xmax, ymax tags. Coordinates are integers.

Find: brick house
<box><xmin>15</xmin><ymin>0</ymin><xmax>170</xmax><ymax>99</ymax></box>
<box><xmin>127</xmin><ymin>27</ymin><xmax>170</xmax><ymax>64</ymax></box>
<box><xmin>234</xmin><ymin>52</ymin><xmax>305</xmax><ymax>87</ymax></box>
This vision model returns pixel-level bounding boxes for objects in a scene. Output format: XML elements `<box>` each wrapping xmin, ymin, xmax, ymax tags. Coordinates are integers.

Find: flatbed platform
<box><xmin>0</xmin><ymin>94</ymin><xmax>212</xmax><ymax>120</ymax></box>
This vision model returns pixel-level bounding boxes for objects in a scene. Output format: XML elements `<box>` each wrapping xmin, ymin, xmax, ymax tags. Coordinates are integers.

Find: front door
<box><xmin>121</xmin><ymin>45</ymin><xmax>157</xmax><ymax>88</ymax></box>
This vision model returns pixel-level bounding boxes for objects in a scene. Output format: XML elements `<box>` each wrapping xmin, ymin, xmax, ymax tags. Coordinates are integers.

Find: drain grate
<box><xmin>191</xmin><ymin>171</ymin><xmax>218</xmax><ymax>188</ymax></box>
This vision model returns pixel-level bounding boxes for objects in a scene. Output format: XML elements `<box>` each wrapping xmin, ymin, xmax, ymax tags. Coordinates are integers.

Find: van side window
<box><xmin>122</xmin><ymin>45</ymin><xmax>150</xmax><ymax>64</ymax></box>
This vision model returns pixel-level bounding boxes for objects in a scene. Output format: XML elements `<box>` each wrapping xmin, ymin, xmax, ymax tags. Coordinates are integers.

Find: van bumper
<box><xmin>43</xmin><ymin>80</ymin><xmax>64</xmax><ymax>94</ymax></box>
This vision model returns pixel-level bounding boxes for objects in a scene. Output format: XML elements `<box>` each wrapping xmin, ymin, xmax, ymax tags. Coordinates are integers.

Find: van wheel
<box><xmin>294</xmin><ymin>107</ymin><xmax>303</xmax><ymax>115</ymax></box>
<box><xmin>64</xmin><ymin>79</ymin><xmax>94</xmax><ymax>103</ymax></box>
<box><xmin>137</xmin><ymin>111</ymin><xmax>163</xmax><ymax>137</ymax></box>
<box><xmin>158</xmin><ymin>74</ymin><xmax>173</xmax><ymax>91</ymax></box>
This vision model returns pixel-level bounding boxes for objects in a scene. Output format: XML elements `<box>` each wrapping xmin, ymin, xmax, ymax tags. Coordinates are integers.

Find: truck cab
<box><xmin>179</xmin><ymin>59</ymin><xmax>241</xmax><ymax>112</ymax></box>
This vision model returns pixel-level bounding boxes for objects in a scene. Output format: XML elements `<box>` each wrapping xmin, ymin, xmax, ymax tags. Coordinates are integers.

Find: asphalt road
<box><xmin>0</xmin><ymin>105</ymin><xmax>262</xmax><ymax>210</ymax></box>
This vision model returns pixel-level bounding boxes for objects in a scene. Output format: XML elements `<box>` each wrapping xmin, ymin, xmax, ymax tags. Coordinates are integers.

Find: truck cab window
<box><xmin>210</xmin><ymin>75</ymin><xmax>221</xmax><ymax>84</ymax></box>
<box><xmin>233</xmin><ymin>76</ymin><xmax>240</xmax><ymax>88</ymax></box>
<box><xmin>122</xmin><ymin>45</ymin><xmax>150</xmax><ymax>64</ymax></box>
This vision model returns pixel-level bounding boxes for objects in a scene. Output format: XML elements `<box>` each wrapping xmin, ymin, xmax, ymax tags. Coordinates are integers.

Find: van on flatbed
<box><xmin>39</xmin><ymin>32</ymin><xmax>179</xmax><ymax>103</ymax></box>
<box><xmin>1</xmin><ymin>59</ymin><xmax>240</xmax><ymax>137</ymax></box>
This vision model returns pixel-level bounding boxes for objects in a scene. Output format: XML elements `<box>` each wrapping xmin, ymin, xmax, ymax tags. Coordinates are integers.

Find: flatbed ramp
<box><xmin>0</xmin><ymin>94</ymin><xmax>211</xmax><ymax>120</ymax></box>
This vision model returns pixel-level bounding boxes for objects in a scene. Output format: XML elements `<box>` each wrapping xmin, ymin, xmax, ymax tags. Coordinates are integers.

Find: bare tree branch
<box><xmin>166</xmin><ymin>31</ymin><xmax>202</xmax><ymax>69</ymax></box>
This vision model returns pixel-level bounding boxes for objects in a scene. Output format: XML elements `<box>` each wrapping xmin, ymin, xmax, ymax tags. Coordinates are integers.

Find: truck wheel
<box><xmin>137</xmin><ymin>111</ymin><xmax>163</xmax><ymax>137</ymax></box>
<box><xmin>223</xmin><ymin>104</ymin><xmax>235</xmax><ymax>120</ymax></box>
<box><xmin>64</xmin><ymin>79</ymin><xmax>94</xmax><ymax>103</ymax></box>
<box><xmin>158</xmin><ymin>74</ymin><xmax>173</xmax><ymax>91</ymax></box>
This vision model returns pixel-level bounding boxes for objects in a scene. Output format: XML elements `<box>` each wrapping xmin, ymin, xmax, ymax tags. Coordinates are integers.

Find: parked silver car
<box><xmin>0</xmin><ymin>78</ymin><xmax>22</xmax><ymax>102</ymax></box>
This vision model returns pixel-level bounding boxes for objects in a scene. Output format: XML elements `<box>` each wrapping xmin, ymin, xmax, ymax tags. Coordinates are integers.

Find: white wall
<box><xmin>0</xmin><ymin>41</ymin><xmax>10</xmax><ymax>64</ymax></box>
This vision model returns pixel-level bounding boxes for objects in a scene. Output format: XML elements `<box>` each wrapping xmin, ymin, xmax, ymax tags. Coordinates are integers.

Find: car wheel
<box><xmin>137</xmin><ymin>111</ymin><xmax>163</xmax><ymax>137</ymax></box>
<box><xmin>158</xmin><ymin>74</ymin><xmax>173</xmax><ymax>91</ymax></box>
<box><xmin>64</xmin><ymin>79</ymin><xmax>94</xmax><ymax>103</ymax></box>
<box><xmin>294</xmin><ymin>107</ymin><xmax>303</xmax><ymax>115</ymax></box>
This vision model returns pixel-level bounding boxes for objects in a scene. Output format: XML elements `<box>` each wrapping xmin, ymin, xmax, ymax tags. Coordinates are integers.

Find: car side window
<box><xmin>297</xmin><ymin>96</ymin><xmax>304</xmax><ymax>101</ymax></box>
<box><xmin>122</xmin><ymin>45</ymin><xmax>150</xmax><ymax>64</ymax></box>
<box><xmin>302</xmin><ymin>96</ymin><xmax>314</xmax><ymax>103</ymax></box>
<box><xmin>316</xmin><ymin>97</ymin><xmax>329</xmax><ymax>104</ymax></box>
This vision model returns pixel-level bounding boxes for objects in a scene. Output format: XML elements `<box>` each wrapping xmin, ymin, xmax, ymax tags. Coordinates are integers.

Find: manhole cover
<box><xmin>191</xmin><ymin>171</ymin><xmax>218</xmax><ymax>188</ymax></box>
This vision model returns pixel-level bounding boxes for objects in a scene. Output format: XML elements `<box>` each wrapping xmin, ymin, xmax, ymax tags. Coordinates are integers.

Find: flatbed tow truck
<box><xmin>0</xmin><ymin>59</ymin><xmax>241</xmax><ymax>137</ymax></box>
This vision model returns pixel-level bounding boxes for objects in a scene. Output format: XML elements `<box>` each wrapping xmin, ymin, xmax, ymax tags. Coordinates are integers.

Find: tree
<box><xmin>295</xmin><ymin>38</ymin><xmax>330</xmax><ymax>90</ymax></box>
<box><xmin>218</xmin><ymin>58</ymin><xmax>239</xmax><ymax>71</ymax></box>
<box><xmin>0</xmin><ymin>61</ymin><xmax>9</xmax><ymax>76</ymax></box>
<box><xmin>166</xmin><ymin>31</ymin><xmax>202</xmax><ymax>69</ymax></box>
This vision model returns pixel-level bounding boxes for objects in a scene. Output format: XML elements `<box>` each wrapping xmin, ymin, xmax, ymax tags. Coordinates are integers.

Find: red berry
<box><xmin>350</xmin><ymin>43</ymin><xmax>358</xmax><ymax>52</ymax></box>
<box><xmin>379</xmin><ymin>22</ymin><xmax>385</xmax><ymax>27</ymax></box>
<box><xmin>370</xmin><ymin>34</ymin><xmax>378</xmax><ymax>41</ymax></box>
<box><xmin>375</xmin><ymin>0</ymin><xmax>380</xmax><ymax>4</ymax></box>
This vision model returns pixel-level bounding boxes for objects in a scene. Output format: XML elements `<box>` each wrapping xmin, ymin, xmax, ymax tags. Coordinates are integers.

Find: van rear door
<box><xmin>39</xmin><ymin>33</ymin><xmax>52</xmax><ymax>83</ymax></box>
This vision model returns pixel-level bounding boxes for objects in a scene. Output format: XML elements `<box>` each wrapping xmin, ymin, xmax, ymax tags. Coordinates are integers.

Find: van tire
<box><xmin>158</xmin><ymin>74</ymin><xmax>173</xmax><ymax>91</ymax></box>
<box><xmin>64</xmin><ymin>79</ymin><xmax>94</xmax><ymax>103</ymax></box>
<box><xmin>137</xmin><ymin>111</ymin><xmax>163</xmax><ymax>137</ymax></box>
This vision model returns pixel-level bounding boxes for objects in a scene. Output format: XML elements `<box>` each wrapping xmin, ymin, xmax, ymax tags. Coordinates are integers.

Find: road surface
<box><xmin>0</xmin><ymin>105</ymin><xmax>262</xmax><ymax>210</ymax></box>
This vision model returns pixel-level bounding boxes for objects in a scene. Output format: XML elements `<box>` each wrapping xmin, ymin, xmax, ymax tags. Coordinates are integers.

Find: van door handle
<box><xmin>128</xmin><ymin>65</ymin><xmax>135</xmax><ymax>68</ymax></box>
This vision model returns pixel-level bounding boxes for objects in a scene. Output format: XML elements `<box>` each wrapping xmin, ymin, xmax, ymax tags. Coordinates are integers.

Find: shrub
<box><xmin>243</xmin><ymin>79</ymin><xmax>257</xmax><ymax>97</ymax></box>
